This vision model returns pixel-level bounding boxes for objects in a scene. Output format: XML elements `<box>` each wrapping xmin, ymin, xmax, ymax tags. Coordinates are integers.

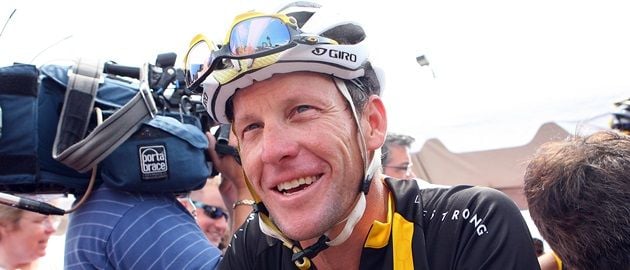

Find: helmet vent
<box><xmin>321</xmin><ymin>23</ymin><xmax>366</xmax><ymax>45</ymax></box>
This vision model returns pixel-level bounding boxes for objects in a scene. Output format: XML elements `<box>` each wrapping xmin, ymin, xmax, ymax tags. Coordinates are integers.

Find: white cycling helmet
<box><xmin>184</xmin><ymin>2</ymin><xmax>382</xmax><ymax>124</ymax></box>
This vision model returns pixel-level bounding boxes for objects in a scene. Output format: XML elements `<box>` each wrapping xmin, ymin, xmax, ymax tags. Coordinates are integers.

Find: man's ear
<box><xmin>361</xmin><ymin>95</ymin><xmax>387</xmax><ymax>151</ymax></box>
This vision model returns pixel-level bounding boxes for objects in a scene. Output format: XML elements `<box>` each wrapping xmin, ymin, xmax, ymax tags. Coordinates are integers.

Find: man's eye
<box><xmin>31</xmin><ymin>217</ymin><xmax>47</xmax><ymax>224</ymax></box>
<box><xmin>243</xmin><ymin>123</ymin><xmax>261</xmax><ymax>133</ymax></box>
<box><xmin>295</xmin><ymin>105</ymin><xmax>313</xmax><ymax>113</ymax></box>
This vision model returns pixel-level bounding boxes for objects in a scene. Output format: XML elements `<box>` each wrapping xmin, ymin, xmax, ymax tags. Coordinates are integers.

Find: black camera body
<box><xmin>209</xmin><ymin>123</ymin><xmax>241</xmax><ymax>177</ymax></box>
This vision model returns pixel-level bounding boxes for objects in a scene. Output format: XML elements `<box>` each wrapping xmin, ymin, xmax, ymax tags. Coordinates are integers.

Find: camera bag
<box><xmin>0</xmin><ymin>59</ymin><xmax>208</xmax><ymax>194</ymax></box>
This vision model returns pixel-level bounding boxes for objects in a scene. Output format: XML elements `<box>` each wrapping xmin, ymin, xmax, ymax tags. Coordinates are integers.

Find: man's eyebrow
<box><xmin>234</xmin><ymin>113</ymin><xmax>257</xmax><ymax>125</ymax></box>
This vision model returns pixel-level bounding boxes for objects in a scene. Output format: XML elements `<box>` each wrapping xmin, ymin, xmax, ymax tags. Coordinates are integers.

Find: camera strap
<box><xmin>52</xmin><ymin>58</ymin><xmax>157</xmax><ymax>173</ymax></box>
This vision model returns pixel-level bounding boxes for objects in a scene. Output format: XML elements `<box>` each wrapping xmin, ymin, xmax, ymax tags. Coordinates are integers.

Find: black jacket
<box><xmin>219</xmin><ymin>178</ymin><xmax>540</xmax><ymax>270</ymax></box>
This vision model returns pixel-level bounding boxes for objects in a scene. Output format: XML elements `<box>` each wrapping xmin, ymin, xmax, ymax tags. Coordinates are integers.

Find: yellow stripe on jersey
<box><xmin>364</xmin><ymin>191</ymin><xmax>415</xmax><ymax>270</ymax></box>
<box><xmin>551</xmin><ymin>251</ymin><xmax>563</xmax><ymax>270</ymax></box>
<box><xmin>392</xmin><ymin>212</ymin><xmax>414</xmax><ymax>270</ymax></box>
<box><xmin>364</xmin><ymin>193</ymin><xmax>393</xmax><ymax>248</ymax></box>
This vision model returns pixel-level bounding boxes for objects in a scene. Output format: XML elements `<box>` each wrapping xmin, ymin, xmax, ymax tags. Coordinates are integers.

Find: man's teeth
<box><xmin>276</xmin><ymin>176</ymin><xmax>316</xmax><ymax>192</ymax></box>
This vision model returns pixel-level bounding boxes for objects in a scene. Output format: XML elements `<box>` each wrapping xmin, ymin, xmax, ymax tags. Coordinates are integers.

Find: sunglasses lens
<box><xmin>209</xmin><ymin>208</ymin><xmax>225</xmax><ymax>219</ymax></box>
<box><xmin>192</xmin><ymin>201</ymin><xmax>228</xmax><ymax>220</ymax></box>
<box><xmin>185</xmin><ymin>40</ymin><xmax>216</xmax><ymax>89</ymax></box>
<box><xmin>184</xmin><ymin>16</ymin><xmax>294</xmax><ymax>90</ymax></box>
<box><xmin>229</xmin><ymin>16</ymin><xmax>291</xmax><ymax>56</ymax></box>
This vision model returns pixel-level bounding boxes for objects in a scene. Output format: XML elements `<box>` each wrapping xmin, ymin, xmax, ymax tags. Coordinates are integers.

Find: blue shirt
<box><xmin>65</xmin><ymin>186</ymin><xmax>221</xmax><ymax>269</ymax></box>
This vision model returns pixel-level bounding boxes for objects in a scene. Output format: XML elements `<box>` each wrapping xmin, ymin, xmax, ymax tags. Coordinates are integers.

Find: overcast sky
<box><xmin>2</xmin><ymin>0</ymin><xmax>628</xmax><ymax>152</ymax></box>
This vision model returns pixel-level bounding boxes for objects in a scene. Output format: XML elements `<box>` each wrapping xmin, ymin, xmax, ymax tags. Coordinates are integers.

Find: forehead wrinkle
<box><xmin>232</xmin><ymin>87</ymin><xmax>274</xmax><ymax>124</ymax></box>
<box><xmin>232</xmin><ymin>72</ymin><xmax>340</xmax><ymax>123</ymax></box>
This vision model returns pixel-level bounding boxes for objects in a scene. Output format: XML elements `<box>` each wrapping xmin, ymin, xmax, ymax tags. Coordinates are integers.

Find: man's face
<box><xmin>191</xmin><ymin>184</ymin><xmax>229</xmax><ymax>247</ymax></box>
<box><xmin>231</xmin><ymin>72</ymin><xmax>365</xmax><ymax>241</ymax></box>
<box><xmin>383</xmin><ymin>144</ymin><xmax>415</xmax><ymax>179</ymax></box>
<box><xmin>1</xmin><ymin>211</ymin><xmax>56</xmax><ymax>264</ymax></box>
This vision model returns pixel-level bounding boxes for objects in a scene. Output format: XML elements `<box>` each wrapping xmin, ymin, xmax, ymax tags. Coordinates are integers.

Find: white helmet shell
<box><xmin>200</xmin><ymin>2</ymin><xmax>381</xmax><ymax>124</ymax></box>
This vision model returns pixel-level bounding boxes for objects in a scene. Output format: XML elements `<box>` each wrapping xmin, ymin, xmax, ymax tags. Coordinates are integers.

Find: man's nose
<box><xmin>260</xmin><ymin>123</ymin><xmax>299</xmax><ymax>164</ymax></box>
<box><xmin>44</xmin><ymin>217</ymin><xmax>58</xmax><ymax>234</ymax></box>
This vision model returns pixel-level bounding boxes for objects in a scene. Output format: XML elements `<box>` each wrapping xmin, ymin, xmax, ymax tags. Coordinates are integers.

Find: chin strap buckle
<box><xmin>291</xmin><ymin>235</ymin><xmax>330</xmax><ymax>265</ymax></box>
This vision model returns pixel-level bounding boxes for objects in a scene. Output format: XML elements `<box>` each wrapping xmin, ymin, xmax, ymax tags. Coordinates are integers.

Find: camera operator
<box><xmin>63</xmin><ymin>124</ymin><xmax>223</xmax><ymax>270</ymax></box>
<box><xmin>64</xmin><ymin>183</ymin><xmax>222</xmax><ymax>269</ymax></box>
<box><xmin>57</xmin><ymin>56</ymin><xmax>224</xmax><ymax>269</ymax></box>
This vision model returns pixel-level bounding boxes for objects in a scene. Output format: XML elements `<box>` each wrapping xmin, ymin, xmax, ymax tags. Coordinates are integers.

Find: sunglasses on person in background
<box><xmin>192</xmin><ymin>201</ymin><xmax>229</xmax><ymax>220</ymax></box>
<box><xmin>184</xmin><ymin>11</ymin><xmax>337</xmax><ymax>92</ymax></box>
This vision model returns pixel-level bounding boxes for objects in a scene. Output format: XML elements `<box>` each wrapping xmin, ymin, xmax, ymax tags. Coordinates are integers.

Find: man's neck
<box><xmin>302</xmin><ymin>176</ymin><xmax>389</xmax><ymax>270</ymax></box>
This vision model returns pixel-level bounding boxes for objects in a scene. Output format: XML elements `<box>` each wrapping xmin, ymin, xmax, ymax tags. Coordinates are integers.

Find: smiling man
<box><xmin>189</xmin><ymin>178</ymin><xmax>230</xmax><ymax>251</ymax></box>
<box><xmin>188</xmin><ymin>2</ymin><xmax>540</xmax><ymax>269</ymax></box>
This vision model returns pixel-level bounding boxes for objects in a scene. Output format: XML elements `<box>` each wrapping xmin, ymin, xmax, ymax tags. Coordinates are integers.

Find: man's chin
<box><xmin>206</xmin><ymin>236</ymin><xmax>222</xmax><ymax>246</ymax></box>
<box><xmin>275</xmin><ymin>222</ymin><xmax>327</xmax><ymax>242</ymax></box>
<box><xmin>270</xmin><ymin>209</ymin><xmax>337</xmax><ymax>241</ymax></box>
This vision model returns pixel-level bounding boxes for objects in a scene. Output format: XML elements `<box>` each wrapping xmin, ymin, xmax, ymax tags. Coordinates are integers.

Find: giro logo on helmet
<box><xmin>311</xmin><ymin>48</ymin><xmax>357</xmax><ymax>62</ymax></box>
<box><xmin>311</xmin><ymin>48</ymin><xmax>327</xmax><ymax>55</ymax></box>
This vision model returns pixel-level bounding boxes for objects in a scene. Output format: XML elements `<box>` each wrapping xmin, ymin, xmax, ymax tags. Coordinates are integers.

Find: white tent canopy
<box><xmin>411</xmin><ymin>122</ymin><xmax>571</xmax><ymax>209</ymax></box>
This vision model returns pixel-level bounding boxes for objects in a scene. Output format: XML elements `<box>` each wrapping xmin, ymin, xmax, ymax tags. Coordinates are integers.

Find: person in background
<box><xmin>524</xmin><ymin>130</ymin><xmax>630</xmax><ymax>270</ymax></box>
<box><xmin>190</xmin><ymin>2</ymin><xmax>540</xmax><ymax>269</ymax></box>
<box><xmin>381</xmin><ymin>133</ymin><xmax>416</xmax><ymax>179</ymax></box>
<box><xmin>64</xmin><ymin>185</ymin><xmax>221</xmax><ymax>269</ymax></box>
<box><xmin>610</xmin><ymin>97</ymin><xmax>630</xmax><ymax>135</ymax></box>
<box><xmin>538</xmin><ymin>252</ymin><xmax>563</xmax><ymax>270</ymax></box>
<box><xmin>0</xmin><ymin>204</ymin><xmax>57</xmax><ymax>270</ymax></box>
<box><xmin>63</xmin><ymin>114</ymin><xmax>222</xmax><ymax>268</ymax></box>
<box><xmin>186</xmin><ymin>178</ymin><xmax>230</xmax><ymax>252</ymax></box>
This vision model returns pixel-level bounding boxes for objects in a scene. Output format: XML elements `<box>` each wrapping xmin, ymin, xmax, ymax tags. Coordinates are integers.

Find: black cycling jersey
<box><xmin>219</xmin><ymin>178</ymin><xmax>540</xmax><ymax>270</ymax></box>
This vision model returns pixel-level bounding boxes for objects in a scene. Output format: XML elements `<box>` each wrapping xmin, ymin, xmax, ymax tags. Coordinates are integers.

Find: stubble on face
<box><xmin>232</xmin><ymin>72</ymin><xmax>365</xmax><ymax>240</ymax></box>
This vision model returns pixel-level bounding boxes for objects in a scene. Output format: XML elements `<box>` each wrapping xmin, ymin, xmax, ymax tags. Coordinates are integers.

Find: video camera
<box><xmin>139</xmin><ymin>53</ymin><xmax>239</xmax><ymax>175</ymax></box>
<box><xmin>0</xmin><ymin>52</ymin><xmax>238</xmax><ymax>215</ymax></box>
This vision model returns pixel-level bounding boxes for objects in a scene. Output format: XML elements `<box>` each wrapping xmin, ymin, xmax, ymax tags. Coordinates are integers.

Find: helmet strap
<box><xmin>333</xmin><ymin>78</ymin><xmax>380</xmax><ymax>194</ymax></box>
<box><xmin>326</xmin><ymin>192</ymin><xmax>366</xmax><ymax>246</ymax></box>
<box><xmin>291</xmin><ymin>235</ymin><xmax>329</xmax><ymax>264</ymax></box>
<box><xmin>290</xmin><ymin>192</ymin><xmax>366</xmax><ymax>264</ymax></box>
<box><xmin>258</xmin><ymin>179</ymin><xmax>367</xmax><ymax>264</ymax></box>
